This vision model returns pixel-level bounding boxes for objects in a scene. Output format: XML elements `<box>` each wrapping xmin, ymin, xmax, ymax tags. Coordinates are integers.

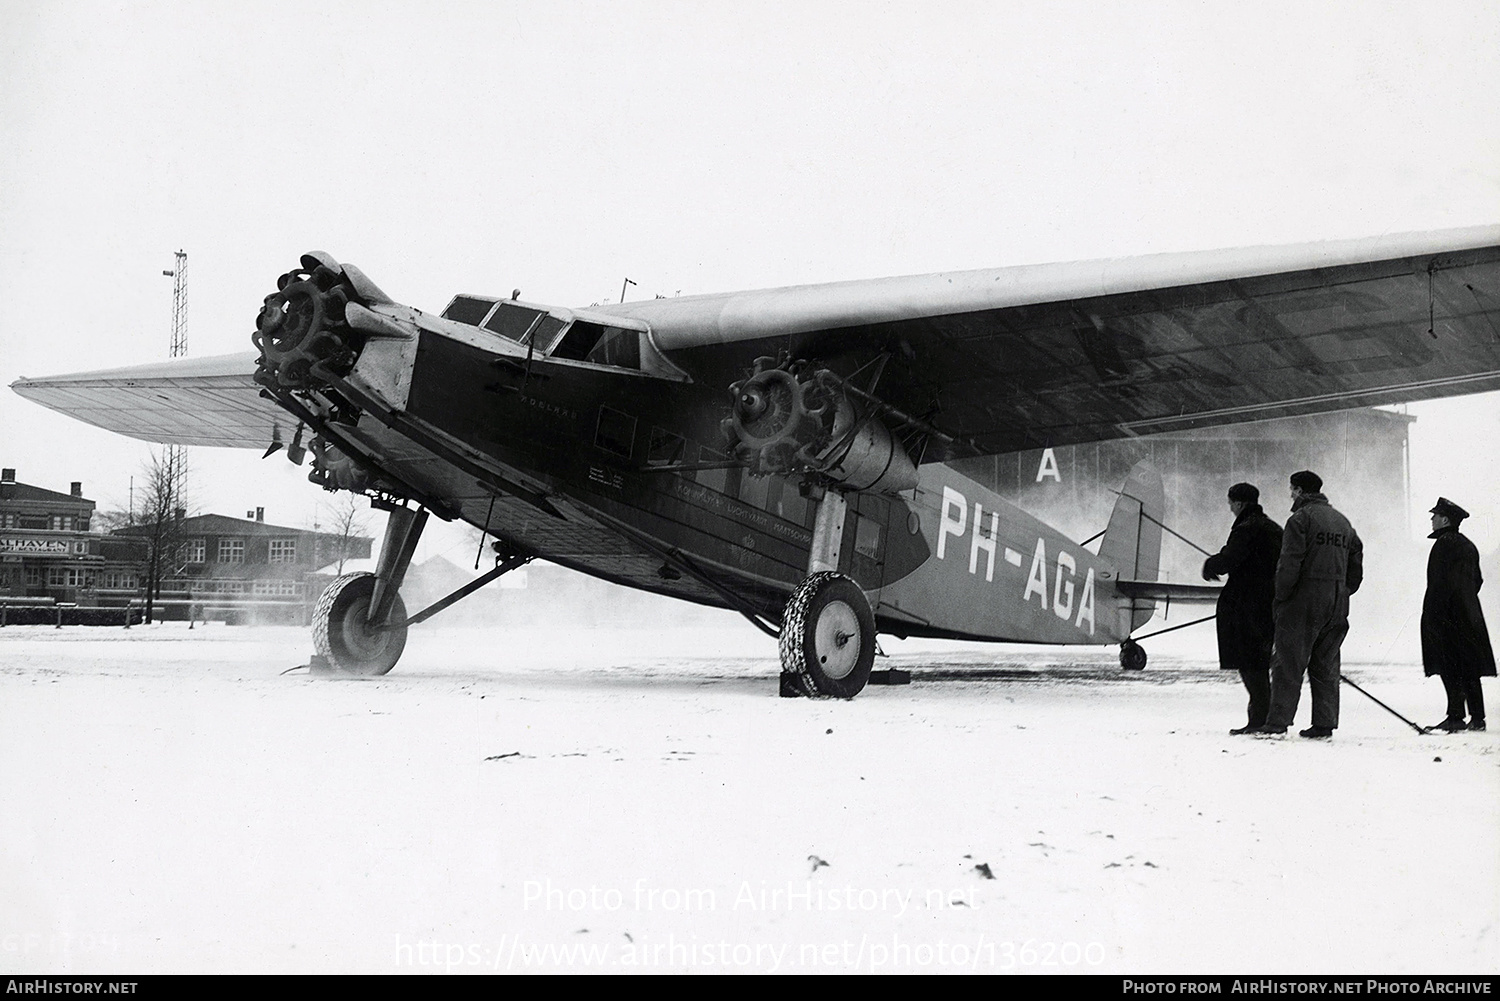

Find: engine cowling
<box><xmin>723</xmin><ymin>359</ymin><xmax>918</xmax><ymax>494</ymax></box>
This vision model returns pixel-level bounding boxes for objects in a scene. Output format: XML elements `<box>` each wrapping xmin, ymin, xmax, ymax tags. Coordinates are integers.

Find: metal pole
<box><xmin>1340</xmin><ymin>674</ymin><xmax>1429</xmax><ymax>734</ymax></box>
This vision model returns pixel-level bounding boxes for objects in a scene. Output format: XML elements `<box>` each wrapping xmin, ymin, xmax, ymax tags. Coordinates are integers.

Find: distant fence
<box><xmin>0</xmin><ymin>593</ymin><xmax>311</xmax><ymax>627</ymax></box>
<box><xmin>0</xmin><ymin>603</ymin><xmax>144</xmax><ymax>627</ymax></box>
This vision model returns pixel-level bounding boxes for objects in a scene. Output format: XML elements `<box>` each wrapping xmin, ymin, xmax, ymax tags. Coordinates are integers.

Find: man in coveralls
<box><xmin>1258</xmin><ymin>470</ymin><xmax>1364</xmax><ymax>738</ymax></box>
<box><xmin>1421</xmin><ymin>497</ymin><xmax>1494</xmax><ymax>732</ymax></box>
<box><xmin>1202</xmin><ymin>482</ymin><xmax>1283</xmax><ymax>734</ymax></box>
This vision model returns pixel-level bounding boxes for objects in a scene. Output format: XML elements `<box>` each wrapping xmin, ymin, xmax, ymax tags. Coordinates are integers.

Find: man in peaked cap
<box><xmin>1203</xmin><ymin>482</ymin><xmax>1283</xmax><ymax>734</ymax></box>
<box><xmin>1258</xmin><ymin>470</ymin><xmax>1364</xmax><ymax>738</ymax></box>
<box><xmin>1421</xmin><ymin>497</ymin><xmax>1494</xmax><ymax>732</ymax></box>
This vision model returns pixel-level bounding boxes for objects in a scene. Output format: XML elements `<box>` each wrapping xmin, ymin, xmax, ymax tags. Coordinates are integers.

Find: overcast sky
<box><xmin>2</xmin><ymin>1</ymin><xmax>1497</xmax><ymax>558</ymax></box>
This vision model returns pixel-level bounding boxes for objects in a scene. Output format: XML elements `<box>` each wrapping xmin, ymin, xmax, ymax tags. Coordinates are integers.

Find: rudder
<box><xmin>1097</xmin><ymin>461</ymin><xmax>1165</xmax><ymax>631</ymax></box>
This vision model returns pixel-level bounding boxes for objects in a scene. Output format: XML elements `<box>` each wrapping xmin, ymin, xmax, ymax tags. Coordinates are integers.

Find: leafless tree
<box><xmin>90</xmin><ymin>509</ymin><xmax>133</xmax><ymax>534</ymax></box>
<box><xmin>316</xmin><ymin>492</ymin><xmax>371</xmax><ymax>575</ymax></box>
<box><xmin>134</xmin><ymin>448</ymin><xmax>189</xmax><ymax>623</ymax></box>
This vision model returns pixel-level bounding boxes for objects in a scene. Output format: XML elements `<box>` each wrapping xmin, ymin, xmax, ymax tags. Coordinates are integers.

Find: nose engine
<box><xmin>252</xmin><ymin>253</ymin><xmax>360</xmax><ymax>391</ymax></box>
<box><xmin>251</xmin><ymin>252</ymin><xmax>404</xmax><ymax>497</ymax></box>
<box><xmin>723</xmin><ymin>358</ymin><xmax>918</xmax><ymax>493</ymax></box>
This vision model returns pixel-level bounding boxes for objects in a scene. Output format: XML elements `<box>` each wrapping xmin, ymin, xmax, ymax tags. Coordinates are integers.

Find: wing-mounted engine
<box><xmin>722</xmin><ymin>357</ymin><xmax>918</xmax><ymax>493</ymax></box>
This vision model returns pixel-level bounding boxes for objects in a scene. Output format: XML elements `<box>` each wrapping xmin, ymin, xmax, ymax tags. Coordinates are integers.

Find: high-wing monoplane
<box><xmin>13</xmin><ymin>226</ymin><xmax>1500</xmax><ymax>696</ymax></box>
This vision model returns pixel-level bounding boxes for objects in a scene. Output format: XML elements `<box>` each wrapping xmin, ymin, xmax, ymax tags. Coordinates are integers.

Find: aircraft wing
<box><xmin>601</xmin><ymin>225</ymin><xmax>1500</xmax><ymax>460</ymax></box>
<box><xmin>9</xmin><ymin>351</ymin><xmax>285</xmax><ymax>448</ymax></box>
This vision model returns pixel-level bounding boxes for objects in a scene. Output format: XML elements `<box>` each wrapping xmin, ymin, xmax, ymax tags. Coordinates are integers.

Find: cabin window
<box><xmin>854</xmin><ymin>514</ymin><xmax>883</xmax><ymax>560</ymax></box>
<box><xmin>441</xmin><ymin>296</ymin><xmax>498</xmax><ymax>325</ymax></box>
<box><xmin>218</xmin><ymin>538</ymin><xmax>245</xmax><ymax>564</ymax></box>
<box><xmin>269</xmin><ymin>538</ymin><xmax>298</xmax><ymax>563</ymax></box>
<box><xmin>647</xmin><ymin>428</ymin><xmax>686</xmax><ymax>466</ymax></box>
<box><xmin>695</xmin><ymin>445</ymin><xmax>741</xmax><ymax>496</ymax></box>
<box><xmin>594</xmin><ymin>407</ymin><xmax>637</xmax><ymax>458</ymax></box>
<box><xmin>183</xmin><ymin>539</ymin><xmax>205</xmax><ymax>563</ymax></box>
<box><xmin>551</xmin><ymin>322</ymin><xmax>641</xmax><ymax>369</ymax></box>
<box><xmin>772</xmin><ymin>478</ymin><xmax>808</xmax><ymax>525</ymax></box>
<box><xmin>738</xmin><ymin>473</ymin><xmax>771</xmax><ymax>509</ymax></box>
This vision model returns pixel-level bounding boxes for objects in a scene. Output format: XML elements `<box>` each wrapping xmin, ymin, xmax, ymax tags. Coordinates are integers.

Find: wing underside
<box><xmin>643</xmin><ymin>231</ymin><xmax>1500</xmax><ymax>460</ymax></box>
<box><xmin>10</xmin><ymin>351</ymin><xmax>285</xmax><ymax>448</ymax></box>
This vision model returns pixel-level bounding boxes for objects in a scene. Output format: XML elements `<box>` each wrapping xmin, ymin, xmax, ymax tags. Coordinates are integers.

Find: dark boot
<box><xmin>1298</xmin><ymin>725</ymin><xmax>1334</xmax><ymax>739</ymax></box>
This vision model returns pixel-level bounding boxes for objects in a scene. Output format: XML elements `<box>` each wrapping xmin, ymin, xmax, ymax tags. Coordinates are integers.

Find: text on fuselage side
<box><xmin>934</xmin><ymin>485</ymin><xmax>1096</xmax><ymax>635</ymax></box>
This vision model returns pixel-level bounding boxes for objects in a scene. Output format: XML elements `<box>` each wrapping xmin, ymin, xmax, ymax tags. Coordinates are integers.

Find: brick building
<box><xmin>111</xmin><ymin>510</ymin><xmax>373</xmax><ymax>622</ymax></box>
<box><xmin>0</xmin><ymin>468</ymin><xmax>113</xmax><ymax>604</ymax></box>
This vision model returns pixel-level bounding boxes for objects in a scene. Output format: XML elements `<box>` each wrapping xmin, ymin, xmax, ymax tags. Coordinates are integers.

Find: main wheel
<box><xmin>779</xmin><ymin>571</ymin><xmax>876</xmax><ymax>698</ymax></box>
<box><xmin>1120</xmin><ymin>639</ymin><xmax>1147</xmax><ymax>671</ymax></box>
<box><xmin>312</xmin><ymin>572</ymin><xmax>408</xmax><ymax>676</ymax></box>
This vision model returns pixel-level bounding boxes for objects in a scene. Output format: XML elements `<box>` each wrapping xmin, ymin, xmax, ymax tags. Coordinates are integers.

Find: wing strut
<box><xmin>587</xmin><ymin>508</ymin><xmax>783</xmax><ymax>638</ymax></box>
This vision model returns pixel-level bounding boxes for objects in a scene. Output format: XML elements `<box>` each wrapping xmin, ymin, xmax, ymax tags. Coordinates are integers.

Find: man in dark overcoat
<box><xmin>1421</xmin><ymin>497</ymin><xmax>1494</xmax><ymax>732</ymax></box>
<box><xmin>1203</xmin><ymin>482</ymin><xmax>1284</xmax><ymax>734</ymax></box>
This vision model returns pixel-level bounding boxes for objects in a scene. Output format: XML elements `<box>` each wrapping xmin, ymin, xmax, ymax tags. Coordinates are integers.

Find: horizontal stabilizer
<box><xmin>1114</xmin><ymin>579</ymin><xmax>1222</xmax><ymax>604</ymax></box>
<box><xmin>10</xmin><ymin>351</ymin><xmax>283</xmax><ymax>448</ymax></box>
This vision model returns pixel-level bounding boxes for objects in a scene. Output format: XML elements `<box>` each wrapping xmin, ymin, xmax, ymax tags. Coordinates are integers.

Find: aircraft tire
<box><xmin>779</xmin><ymin>571</ymin><xmax>875</xmax><ymax>698</ymax></box>
<box><xmin>312</xmin><ymin>572</ymin><xmax>408</xmax><ymax>676</ymax></box>
<box><xmin>1120</xmin><ymin>639</ymin><xmax>1147</xmax><ymax>671</ymax></box>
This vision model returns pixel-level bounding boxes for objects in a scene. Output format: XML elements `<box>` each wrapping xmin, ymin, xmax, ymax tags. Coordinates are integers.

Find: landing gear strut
<box><xmin>779</xmin><ymin>489</ymin><xmax>876</xmax><ymax>698</ymax></box>
<box><xmin>308</xmin><ymin>505</ymin><xmax>534</xmax><ymax>676</ymax></box>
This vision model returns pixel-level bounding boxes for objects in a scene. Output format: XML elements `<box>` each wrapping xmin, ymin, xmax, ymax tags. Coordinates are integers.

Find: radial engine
<box><xmin>252</xmin><ymin>254</ymin><xmax>363</xmax><ymax>392</ymax></box>
<box><xmin>722</xmin><ymin>357</ymin><xmax>918</xmax><ymax>494</ymax></box>
<box><xmin>251</xmin><ymin>253</ymin><xmax>406</xmax><ymax>496</ymax></box>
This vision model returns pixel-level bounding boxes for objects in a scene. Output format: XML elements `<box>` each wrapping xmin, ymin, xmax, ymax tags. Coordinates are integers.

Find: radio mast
<box><xmin>165</xmin><ymin>250</ymin><xmax>187</xmax><ymax>358</ymax></box>
<box><xmin>159</xmin><ymin>250</ymin><xmax>188</xmax><ymax>522</ymax></box>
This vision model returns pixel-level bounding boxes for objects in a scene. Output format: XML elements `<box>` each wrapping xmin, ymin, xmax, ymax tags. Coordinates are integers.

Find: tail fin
<box><xmin>1098</xmin><ymin>460</ymin><xmax>1165</xmax><ymax>631</ymax></box>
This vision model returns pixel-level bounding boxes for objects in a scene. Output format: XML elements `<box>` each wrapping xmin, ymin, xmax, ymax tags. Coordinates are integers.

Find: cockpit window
<box><xmin>483</xmin><ymin>303</ymin><xmax>539</xmax><ymax>340</ymax></box>
<box><xmin>441</xmin><ymin>296</ymin><xmax>497</xmax><ymax>325</ymax></box>
<box><xmin>550</xmin><ymin>321</ymin><xmax>641</xmax><ymax>369</ymax></box>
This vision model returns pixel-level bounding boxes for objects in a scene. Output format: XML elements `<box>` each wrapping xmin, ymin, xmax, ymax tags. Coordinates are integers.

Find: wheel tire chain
<box><xmin>311</xmin><ymin>572</ymin><xmax>370</xmax><ymax>672</ymax></box>
<box><xmin>778</xmin><ymin>570</ymin><xmax>845</xmax><ymax>697</ymax></box>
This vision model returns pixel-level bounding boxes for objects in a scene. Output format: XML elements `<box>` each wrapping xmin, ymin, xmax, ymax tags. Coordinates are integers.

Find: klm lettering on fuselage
<box><xmin>933</xmin><ymin>485</ymin><xmax>1096</xmax><ymax>635</ymax></box>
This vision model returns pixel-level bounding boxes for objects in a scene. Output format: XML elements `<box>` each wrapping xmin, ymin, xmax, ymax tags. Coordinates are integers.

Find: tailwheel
<box><xmin>779</xmin><ymin>571</ymin><xmax>876</xmax><ymax>698</ymax></box>
<box><xmin>312</xmin><ymin>572</ymin><xmax>408</xmax><ymax>676</ymax></box>
<box><xmin>1120</xmin><ymin>638</ymin><xmax>1147</xmax><ymax>671</ymax></box>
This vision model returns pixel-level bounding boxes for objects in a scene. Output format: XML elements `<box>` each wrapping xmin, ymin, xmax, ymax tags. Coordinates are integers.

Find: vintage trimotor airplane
<box><xmin>12</xmin><ymin>226</ymin><xmax>1500</xmax><ymax>696</ymax></box>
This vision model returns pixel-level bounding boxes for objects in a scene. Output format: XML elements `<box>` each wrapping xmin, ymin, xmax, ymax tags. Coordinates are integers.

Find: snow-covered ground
<box><xmin>1</xmin><ymin>620</ymin><xmax>1495</xmax><ymax>974</ymax></box>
